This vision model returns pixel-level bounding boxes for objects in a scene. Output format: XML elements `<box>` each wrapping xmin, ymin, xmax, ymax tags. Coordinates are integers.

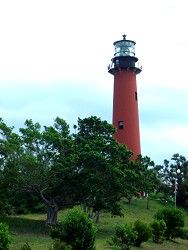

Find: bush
<box><xmin>133</xmin><ymin>220</ymin><xmax>151</xmax><ymax>247</ymax></box>
<box><xmin>150</xmin><ymin>220</ymin><xmax>166</xmax><ymax>243</ymax></box>
<box><xmin>20</xmin><ymin>242</ymin><xmax>32</xmax><ymax>250</ymax></box>
<box><xmin>50</xmin><ymin>223</ymin><xmax>65</xmax><ymax>242</ymax></box>
<box><xmin>155</xmin><ymin>207</ymin><xmax>184</xmax><ymax>239</ymax></box>
<box><xmin>49</xmin><ymin>239</ymin><xmax>72</xmax><ymax>250</ymax></box>
<box><xmin>0</xmin><ymin>222</ymin><xmax>11</xmax><ymax>250</ymax></box>
<box><xmin>177</xmin><ymin>227</ymin><xmax>188</xmax><ymax>240</ymax></box>
<box><xmin>50</xmin><ymin>207</ymin><xmax>96</xmax><ymax>250</ymax></box>
<box><xmin>112</xmin><ymin>223</ymin><xmax>137</xmax><ymax>250</ymax></box>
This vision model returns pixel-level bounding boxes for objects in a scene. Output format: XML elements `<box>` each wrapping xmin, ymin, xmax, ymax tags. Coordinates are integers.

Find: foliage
<box><xmin>0</xmin><ymin>117</ymin><xmax>76</xmax><ymax>225</ymax></box>
<box><xmin>111</xmin><ymin>223</ymin><xmax>137</xmax><ymax>250</ymax></box>
<box><xmin>50</xmin><ymin>207</ymin><xmax>96</xmax><ymax>250</ymax></box>
<box><xmin>20</xmin><ymin>242</ymin><xmax>32</xmax><ymax>250</ymax></box>
<box><xmin>0</xmin><ymin>222</ymin><xmax>11</xmax><ymax>250</ymax></box>
<box><xmin>2</xmin><ymin>198</ymin><xmax>188</xmax><ymax>249</ymax></box>
<box><xmin>154</xmin><ymin>207</ymin><xmax>185</xmax><ymax>239</ymax></box>
<box><xmin>178</xmin><ymin>227</ymin><xmax>188</xmax><ymax>240</ymax></box>
<box><xmin>49</xmin><ymin>239</ymin><xmax>72</xmax><ymax>250</ymax></box>
<box><xmin>74</xmin><ymin>116</ymin><xmax>133</xmax><ymax>218</ymax></box>
<box><xmin>133</xmin><ymin>220</ymin><xmax>151</xmax><ymax>247</ymax></box>
<box><xmin>0</xmin><ymin>119</ymin><xmax>22</xmax><ymax>216</ymax></box>
<box><xmin>0</xmin><ymin>115</ymin><xmax>158</xmax><ymax>226</ymax></box>
<box><xmin>150</xmin><ymin>219</ymin><xmax>166</xmax><ymax>243</ymax></box>
<box><xmin>155</xmin><ymin>154</ymin><xmax>188</xmax><ymax>207</ymax></box>
<box><xmin>134</xmin><ymin>156</ymin><xmax>159</xmax><ymax>209</ymax></box>
<box><xmin>19</xmin><ymin>118</ymin><xmax>76</xmax><ymax>225</ymax></box>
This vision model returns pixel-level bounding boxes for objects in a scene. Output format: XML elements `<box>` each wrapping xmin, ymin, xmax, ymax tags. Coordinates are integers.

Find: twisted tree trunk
<box><xmin>39</xmin><ymin>190</ymin><xmax>58</xmax><ymax>225</ymax></box>
<box><xmin>146</xmin><ymin>193</ymin><xmax>150</xmax><ymax>210</ymax></box>
<box><xmin>46</xmin><ymin>204</ymin><xmax>58</xmax><ymax>225</ymax></box>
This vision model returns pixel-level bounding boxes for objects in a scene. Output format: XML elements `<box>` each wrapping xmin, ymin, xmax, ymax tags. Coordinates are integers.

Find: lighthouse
<box><xmin>108</xmin><ymin>35</ymin><xmax>142</xmax><ymax>159</ymax></box>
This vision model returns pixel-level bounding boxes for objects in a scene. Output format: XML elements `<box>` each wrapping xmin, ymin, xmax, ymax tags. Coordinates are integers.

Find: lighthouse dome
<box><xmin>114</xmin><ymin>38</ymin><xmax>135</xmax><ymax>57</ymax></box>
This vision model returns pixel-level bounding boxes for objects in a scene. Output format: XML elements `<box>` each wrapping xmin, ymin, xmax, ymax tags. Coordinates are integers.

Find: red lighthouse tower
<box><xmin>108</xmin><ymin>35</ymin><xmax>142</xmax><ymax>159</ymax></box>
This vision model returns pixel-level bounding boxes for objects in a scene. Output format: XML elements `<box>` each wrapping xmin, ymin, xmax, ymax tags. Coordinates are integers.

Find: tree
<box><xmin>73</xmin><ymin>116</ymin><xmax>133</xmax><ymax>221</ymax></box>
<box><xmin>1</xmin><ymin>117</ymin><xmax>77</xmax><ymax>224</ymax></box>
<box><xmin>155</xmin><ymin>153</ymin><xmax>188</xmax><ymax>207</ymax></box>
<box><xmin>0</xmin><ymin>118</ymin><xmax>22</xmax><ymax>215</ymax></box>
<box><xmin>135</xmin><ymin>156</ymin><xmax>159</xmax><ymax>209</ymax></box>
<box><xmin>123</xmin><ymin>156</ymin><xmax>158</xmax><ymax>208</ymax></box>
<box><xmin>17</xmin><ymin>117</ymin><xmax>77</xmax><ymax>225</ymax></box>
<box><xmin>1</xmin><ymin>115</ymin><xmax>156</xmax><ymax>225</ymax></box>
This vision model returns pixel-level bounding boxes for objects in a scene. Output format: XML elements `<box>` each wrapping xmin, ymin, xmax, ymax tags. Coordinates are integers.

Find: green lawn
<box><xmin>1</xmin><ymin>198</ymin><xmax>188</xmax><ymax>249</ymax></box>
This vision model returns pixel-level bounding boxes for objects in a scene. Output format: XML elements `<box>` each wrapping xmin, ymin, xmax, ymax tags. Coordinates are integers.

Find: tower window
<box><xmin>118</xmin><ymin>121</ymin><xmax>124</xmax><ymax>129</ymax></box>
<box><xmin>135</xmin><ymin>92</ymin><xmax>137</xmax><ymax>101</ymax></box>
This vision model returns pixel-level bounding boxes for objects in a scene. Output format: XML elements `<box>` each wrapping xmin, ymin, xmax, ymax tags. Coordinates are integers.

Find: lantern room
<box><xmin>114</xmin><ymin>35</ymin><xmax>136</xmax><ymax>57</ymax></box>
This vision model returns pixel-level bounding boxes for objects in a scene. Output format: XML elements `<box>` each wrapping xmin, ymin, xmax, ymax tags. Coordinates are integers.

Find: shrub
<box><xmin>50</xmin><ymin>223</ymin><xmax>65</xmax><ymax>242</ymax></box>
<box><xmin>150</xmin><ymin>219</ymin><xmax>166</xmax><ymax>243</ymax></box>
<box><xmin>177</xmin><ymin>227</ymin><xmax>188</xmax><ymax>240</ymax></box>
<box><xmin>49</xmin><ymin>239</ymin><xmax>72</xmax><ymax>250</ymax></box>
<box><xmin>133</xmin><ymin>220</ymin><xmax>151</xmax><ymax>247</ymax></box>
<box><xmin>20</xmin><ymin>242</ymin><xmax>32</xmax><ymax>250</ymax></box>
<box><xmin>50</xmin><ymin>207</ymin><xmax>96</xmax><ymax>250</ymax></box>
<box><xmin>112</xmin><ymin>223</ymin><xmax>137</xmax><ymax>250</ymax></box>
<box><xmin>155</xmin><ymin>207</ymin><xmax>184</xmax><ymax>239</ymax></box>
<box><xmin>0</xmin><ymin>222</ymin><xmax>11</xmax><ymax>250</ymax></box>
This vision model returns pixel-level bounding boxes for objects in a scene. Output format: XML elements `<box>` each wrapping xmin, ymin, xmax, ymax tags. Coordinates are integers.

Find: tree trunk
<box><xmin>39</xmin><ymin>190</ymin><xmax>58</xmax><ymax>225</ymax></box>
<box><xmin>95</xmin><ymin>211</ymin><xmax>100</xmax><ymax>223</ymax></box>
<box><xmin>127</xmin><ymin>196</ymin><xmax>132</xmax><ymax>205</ymax></box>
<box><xmin>46</xmin><ymin>204</ymin><xmax>58</xmax><ymax>225</ymax></box>
<box><xmin>146</xmin><ymin>193</ymin><xmax>150</xmax><ymax>210</ymax></box>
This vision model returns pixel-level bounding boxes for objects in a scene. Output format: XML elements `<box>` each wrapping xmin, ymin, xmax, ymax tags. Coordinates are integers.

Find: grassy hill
<box><xmin>1</xmin><ymin>198</ymin><xmax>188</xmax><ymax>249</ymax></box>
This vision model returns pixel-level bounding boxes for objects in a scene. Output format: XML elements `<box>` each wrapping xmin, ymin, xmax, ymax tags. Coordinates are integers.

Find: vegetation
<box><xmin>1</xmin><ymin>115</ymin><xmax>188</xmax><ymax>249</ymax></box>
<box><xmin>0</xmin><ymin>222</ymin><xmax>11</xmax><ymax>250</ymax></box>
<box><xmin>154</xmin><ymin>207</ymin><xmax>185</xmax><ymax>239</ymax></box>
<box><xmin>0</xmin><ymin>199</ymin><xmax>187</xmax><ymax>249</ymax></box>
<box><xmin>111</xmin><ymin>223</ymin><xmax>137</xmax><ymax>250</ymax></box>
<box><xmin>20</xmin><ymin>242</ymin><xmax>32</xmax><ymax>250</ymax></box>
<box><xmin>155</xmin><ymin>153</ymin><xmax>188</xmax><ymax>207</ymax></box>
<box><xmin>50</xmin><ymin>207</ymin><xmax>96</xmax><ymax>250</ymax></box>
<box><xmin>49</xmin><ymin>239</ymin><xmax>72</xmax><ymax>250</ymax></box>
<box><xmin>150</xmin><ymin>219</ymin><xmax>166</xmax><ymax>243</ymax></box>
<box><xmin>133</xmin><ymin>220</ymin><xmax>151</xmax><ymax>247</ymax></box>
<box><xmin>0</xmin><ymin>116</ymin><xmax>157</xmax><ymax>225</ymax></box>
<box><xmin>178</xmin><ymin>227</ymin><xmax>188</xmax><ymax>240</ymax></box>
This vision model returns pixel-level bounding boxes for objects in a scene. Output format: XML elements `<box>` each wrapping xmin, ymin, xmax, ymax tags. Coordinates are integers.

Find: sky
<box><xmin>0</xmin><ymin>0</ymin><xmax>188</xmax><ymax>164</ymax></box>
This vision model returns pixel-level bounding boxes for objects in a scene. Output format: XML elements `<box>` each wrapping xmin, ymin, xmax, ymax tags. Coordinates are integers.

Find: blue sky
<box><xmin>0</xmin><ymin>0</ymin><xmax>188</xmax><ymax>164</ymax></box>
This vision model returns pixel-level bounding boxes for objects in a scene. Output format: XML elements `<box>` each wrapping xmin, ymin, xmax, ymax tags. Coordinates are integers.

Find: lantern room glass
<box><xmin>114</xmin><ymin>41</ymin><xmax>135</xmax><ymax>57</ymax></box>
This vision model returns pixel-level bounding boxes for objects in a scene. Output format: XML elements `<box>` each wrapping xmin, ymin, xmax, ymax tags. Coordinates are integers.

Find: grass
<box><xmin>1</xmin><ymin>198</ymin><xmax>188</xmax><ymax>249</ymax></box>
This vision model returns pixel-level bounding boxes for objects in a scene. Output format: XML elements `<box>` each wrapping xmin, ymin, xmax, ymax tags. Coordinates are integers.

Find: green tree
<box><xmin>139</xmin><ymin>156</ymin><xmax>159</xmax><ymax>209</ymax></box>
<box><xmin>155</xmin><ymin>154</ymin><xmax>188</xmax><ymax>207</ymax></box>
<box><xmin>126</xmin><ymin>156</ymin><xmax>158</xmax><ymax>208</ymax></box>
<box><xmin>74</xmin><ymin>116</ymin><xmax>133</xmax><ymax>221</ymax></box>
<box><xmin>0</xmin><ymin>118</ymin><xmax>22</xmax><ymax>215</ymax></box>
<box><xmin>1</xmin><ymin>116</ymin><xmax>155</xmax><ymax>226</ymax></box>
<box><xmin>17</xmin><ymin>117</ymin><xmax>76</xmax><ymax>225</ymax></box>
<box><xmin>0</xmin><ymin>118</ymin><xmax>76</xmax><ymax>224</ymax></box>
